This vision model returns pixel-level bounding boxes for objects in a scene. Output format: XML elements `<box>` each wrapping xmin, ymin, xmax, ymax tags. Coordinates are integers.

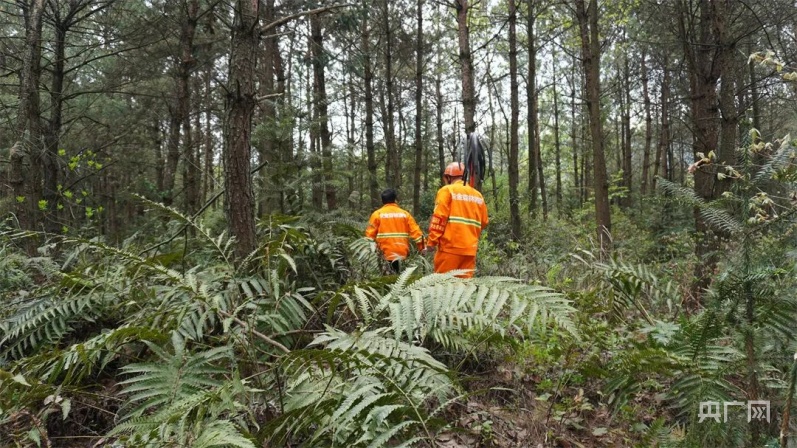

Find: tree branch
<box><xmin>260</xmin><ymin>3</ymin><xmax>353</xmax><ymax>34</ymax></box>
<box><xmin>219</xmin><ymin>310</ymin><xmax>291</xmax><ymax>354</ymax></box>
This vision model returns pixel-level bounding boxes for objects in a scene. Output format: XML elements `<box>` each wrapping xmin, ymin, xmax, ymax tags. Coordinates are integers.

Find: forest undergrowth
<box><xmin>3</xmin><ymin>139</ymin><xmax>797</xmax><ymax>447</ymax></box>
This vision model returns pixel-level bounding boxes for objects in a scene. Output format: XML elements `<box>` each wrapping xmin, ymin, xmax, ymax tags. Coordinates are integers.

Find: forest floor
<box><xmin>435</xmin><ymin>359</ymin><xmax>662</xmax><ymax>448</ymax></box>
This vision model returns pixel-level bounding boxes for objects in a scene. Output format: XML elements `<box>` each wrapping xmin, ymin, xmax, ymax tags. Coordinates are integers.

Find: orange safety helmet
<box><xmin>444</xmin><ymin>162</ymin><xmax>464</xmax><ymax>177</ymax></box>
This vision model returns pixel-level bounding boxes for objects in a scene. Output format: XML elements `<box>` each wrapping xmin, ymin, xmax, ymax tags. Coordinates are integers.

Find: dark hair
<box><xmin>381</xmin><ymin>188</ymin><xmax>397</xmax><ymax>204</ymax></box>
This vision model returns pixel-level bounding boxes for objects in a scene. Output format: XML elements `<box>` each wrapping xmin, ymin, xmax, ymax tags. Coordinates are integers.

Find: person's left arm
<box><xmin>365</xmin><ymin>212</ymin><xmax>379</xmax><ymax>241</ymax></box>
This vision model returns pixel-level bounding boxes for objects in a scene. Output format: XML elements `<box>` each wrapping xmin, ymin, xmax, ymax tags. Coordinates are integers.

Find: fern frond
<box><xmin>373</xmin><ymin>270</ymin><xmax>577</xmax><ymax>348</ymax></box>
<box><xmin>657</xmin><ymin>179</ymin><xmax>743</xmax><ymax>234</ymax></box>
<box><xmin>193</xmin><ymin>420</ymin><xmax>256</xmax><ymax>448</ymax></box>
<box><xmin>118</xmin><ymin>333</ymin><xmax>230</xmax><ymax>419</ymax></box>
<box><xmin>592</xmin><ymin>260</ymin><xmax>677</xmax><ymax>324</ymax></box>
<box><xmin>0</xmin><ymin>288</ymin><xmax>111</xmax><ymax>359</ymax></box>
<box><xmin>134</xmin><ymin>194</ymin><xmax>236</xmax><ymax>263</ymax></box>
<box><xmin>29</xmin><ymin>325</ymin><xmax>166</xmax><ymax>384</ymax></box>
<box><xmin>753</xmin><ymin>138</ymin><xmax>795</xmax><ymax>184</ymax></box>
<box><xmin>270</xmin><ymin>327</ymin><xmax>456</xmax><ymax>446</ymax></box>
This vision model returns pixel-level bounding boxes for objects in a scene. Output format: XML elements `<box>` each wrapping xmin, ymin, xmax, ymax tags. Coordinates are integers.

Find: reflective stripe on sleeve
<box><xmin>448</xmin><ymin>216</ymin><xmax>482</xmax><ymax>227</ymax></box>
<box><xmin>376</xmin><ymin>233</ymin><xmax>410</xmax><ymax>238</ymax></box>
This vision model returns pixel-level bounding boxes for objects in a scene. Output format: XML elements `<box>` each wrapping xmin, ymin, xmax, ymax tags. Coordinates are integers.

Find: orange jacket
<box><xmin>365</xmin><ymin>203</ymin><xmax>424</xmax><ymax>261</ymax></box>
<box><xmin>427</xmin><ymin>180</ymin><xmax>488</xmax><ymax>256</ymax></box>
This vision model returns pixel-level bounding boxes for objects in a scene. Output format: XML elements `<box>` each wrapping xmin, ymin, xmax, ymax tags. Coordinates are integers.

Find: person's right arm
<box><xmin>407</xmin><ymin>214</ymin><xmax>425</xmax><ymax>251</ymax></box>
<box><xmin>426</xmin><ymin>188</ymin><xmax>451</xmax><ymax>248</ymax></box>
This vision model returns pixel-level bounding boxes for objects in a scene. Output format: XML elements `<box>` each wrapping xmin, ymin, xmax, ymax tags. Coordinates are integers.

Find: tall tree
<box><xmin>225</xmin><ymin>0</ymin><xmax>259</xmax><ymax>259</ymax></box>
<box><xmin>508</xmin><ymin>0</ymin><xmax>521</xmax><ymax>240</ymax></box>
<box><xmin>652</xmin><ymin>55</ymin><xmax>670</xmax><ymax>191</ymax></box>
<box><xmin>162</xmin><ymin>0</ymin><xmax>199</xmax><ymax>208</ymax></box>
<box><xmin>310</xmin><ymin>13</ymin><xmax>336</xmax><ymax>210</ymax></box>
<box><xmin>527</xmin><ymin>0</ymin><xmax>546</xmax><ymax>218</ymax></box>
<box><xmin>382</xmin><ymin>0</ymin><xmax>399</xmax><ymax>188</ymax></box>
<box><xmin>412</xmin><ymin>0</ymin><xmax>424</xmax><ymax>215</ymax></box>
<box><xmin>574</xmin><ymin>0</ymin><xmax>611</xmax><ymax>256</ymax></box>
<box><xmin>10</xmin><ymin>0</ymin><xmax>47</xmax><ymax>240</ymax></box>
<box><xmin>455</xmin><ymin>0</ymin><xmax>476</xmax><ymax>135</ymax></box>
<box><xmin>570</xmin><ymin>56</ymin><xmax>580</xmax><ymax>207</ymax></box>
<box><xmin>677</xmin><ymin>0</ymin><xmax>735</xmax><ymax>304</ymax></box>
<box><xmin>640</xmin><ymin>50</ymin><xmax>652</xmax><ymax>196</ymax></box>
<box><xmin>620</xmin><ymin>51</ymin><xmax>632</xmax><ymax>208</ymax></box>
<box><xmin>551</xmin><ymin>55</ymin><xmax>563</xmax><ymax>214</ymax></box>
<box><xmin>434</xmin><ymin>5</ymin><xmax>446</xmax><ymax>178</ymax></box>
<box><xmin>257</xmin><ymin>0</ymin><xmax>278</xmax><ymax>216</ymax></box>
<box><xmin>362</xmin><ymin>3</ymin><xmax>379</xmax><ymax>208</ymax></box>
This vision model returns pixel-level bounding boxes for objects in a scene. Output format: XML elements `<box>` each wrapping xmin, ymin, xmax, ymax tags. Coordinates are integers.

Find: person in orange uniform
<box><xmin>424</xmin><ymin>162</ymin><xmax>488</xmax><ymax>278</ymax></box>
<box><xmin>365</xmin><ymin>189</ymin><xmax>425</xmax><ymax>273</ymax></box>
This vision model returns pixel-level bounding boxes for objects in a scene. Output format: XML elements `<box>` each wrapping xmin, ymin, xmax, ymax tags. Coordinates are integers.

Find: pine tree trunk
<box><xmin>575</xmin><ymin>0</ymin><xmax>611</xmax><ymax>257</ymax></box>
<box><xmin>383</xmin><ymin>0</ymin><xmax>399</xmax><ymax>188</ymax></box>
<box><xmin>570</xmin><ymin>59</ymin><xmax>580</xmax><ymax>207</ymax></box>
<box><xmin>678</xmin><ymin>0</ymin><xmax>733</xmax><ymax>306</ymax></box>
<box><xmin>225</xmin><ymin>0</ymin><xmax>258</xmax><ymax>259</ymax></box>
<box><xmin>273</xmin><ymin>31</ymin><xmax>294</xmax><ymax>213</ymax></box>
<box><xmin>527</xmin><ymin>1</ymin><xmax>538</xmax><ymax>214</ymax></box>
<box><xmin>552</xmin><ymin>56</ymin><xmax>563</xmax><ymax>215</ymax></box>
<box><xmin>412</xmin><ymin>0</ymin><xmax>424</xmax><ymax>215</ymax></box>
<box><xmin>436</xmin><ymin>61</ymin><xmax>445</xmax><ymax>180</ymax></box>
<box><xmin>202</xmin><ymin>68</ymin><xmax>214</xmax><ymax>207</ymax></box>
<box><xmin>508</xmin><ymin>0</ymin><xmax>521</xmax><ymax>240</ymax></box>
<box><xmin>192</xmin><ymin>76</ymin><xmax>202</xmax><ymax>211</ymax></box>
<box><xmin>640</xmin><ymin>51</ymin><xmax>652</xmax><ymax>196</ymax></box>
<box><xmin>308</xmin><ymin>24</ymin><xmax>323</xmax><ymax>210</ymax></box>
<box><xmin>257</xmin><ymin>0</ymin><xmax>277</xmax><ymax>216</ymax></box>
<box><xmin>12</xmin><ymin>0</ymin><xmax>47</xmax><ymax>240</ymax></box>
<box><xmin>153</xmin><ymin>118</ymin><xmax>165</xmax><ymax>194</ymax></box>
<box><xmin>455</xmin><ymin>0</ymin><xmax>476</xmax><ymax>134</ymax></box>
<box><xmin>487</xmin><ymin>72</ymin><xmax>498</xmax><ymax>200</ymax></box>
<box><xmin>622</xmin><ymin>55</ymin><xmax>632</xmax><ymax>208</ymax></box>
<box><xmin>310</xmin><ymin>14</ymin><xmax>336</xmax><ymax>210</ymax></box>
<box><xmin>652</xmin><ymin>57</ymin><xmax>669</xmax><ymax>191</ymax></box>
<box><xmin>163</xmin><ymin>0</ymin><xmax>198</xmax><ymax>208</ymax></box>
<box><xmin>536</xmin><ymin>107</ymin><xmax>547</xmax><ymax>219</ymax></box>
<box><xmin>347</xmin><ymin>68</ymin><xmax>357</xmax><ymax>203</ymax></box>
<box><xmin>43</xmin><ymin>17</ymin><xmax>66</xmax><ymax>234</ymax></box>
<box><xmin>363</xmin><ymin>9</ymin><xmax>379</xmax><ymax>208</ymax></box>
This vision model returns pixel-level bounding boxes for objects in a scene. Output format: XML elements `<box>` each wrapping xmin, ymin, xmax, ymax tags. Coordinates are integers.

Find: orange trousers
<box><xmin>433</xmin><ymin>251</ymin><xmax>476</xmax><ymax>278</ymax></box>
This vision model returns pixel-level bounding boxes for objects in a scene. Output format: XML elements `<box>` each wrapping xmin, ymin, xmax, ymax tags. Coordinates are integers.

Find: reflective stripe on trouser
<box><xmin>433</xmin><ymin>251</ymin><xmax>476</xmax><ymax>278</ymax></box>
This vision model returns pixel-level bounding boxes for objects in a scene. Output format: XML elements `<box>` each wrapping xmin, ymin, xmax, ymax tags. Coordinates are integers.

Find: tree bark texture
<box><xmin>552</xmin><ymin>55</ymin><xmax>563</xmax><ymax>215</ymax></box>
<box><xmin>455</xmin><ymin>0</ymin><xmax>476</xmax><ymax>135</ymax></box>
<box><xmin>362</xmin><ymin>8</ymin><xmax>379</xmax><ymax>208</ymax></box>
<box><xmin>640</xmin><ymin>51</ymin><xmax>652</xmax><ymax>196</ymax></box>
<box><xmin>678</xmin><ymin>0</ymin><xmax>735</xmax><ymax>306</ymax></box>
<box><xmin>527</xmin><ymin>1</ymin><xmax>538</xmax><ymax>214</ymax></box>
<box><xmin>621</xmin><ymin>55</ymin><xmax>632</xmax><ymax>208</ymax></box>
<box><xmin>310</xmin><ymin>13</ymin><xmax>336</xmax><ymax>210</ymax></box>
<box><xmin>413</xmin><ymin>0</ymin><xmax>424</xmax><ymax>215</ymax></box>
<box><xmin>257</xmin><ymin>0</ymin><xmax>277</xmax><ymax>216</ymax></box>
<box><xmin>575</xmin><ymin>0</ymin><xmax>612</xmax><ymax>257</ymax></box>
<box><xmin>11</xmin><ymin>0</ymin><xmax>47</xmax><ymax>238</ymax></box>
<box><xmin>225</xmin><ymin>0</ymin><xmax>259</xmax><ymax>259</ymax></box>
<box><xmin>508</xmin><ymin>0</ymin><xmax>521</xmax><ymax>240</ymax></box>
<box><xmin>652</xmin><ymin>56</ymin><xmax>670</xmax><ymax>190</ymax></box>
